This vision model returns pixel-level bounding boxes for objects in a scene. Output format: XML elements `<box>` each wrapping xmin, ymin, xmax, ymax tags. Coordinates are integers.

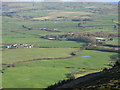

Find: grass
<box><xmin>2</xmin><ymin>67</ymin><xmax>71</xmax><ymax>88</ymax></box>
<box><xmin>19</xmin><ymin>11</ymin><xmax>51</xmax><ymax>17</ymax></box>
<box><xmin>32</xmin><ymin>11</ymin><xmax>92</xmax><ymax>20</ymax></box>
<box><xmin>2</xmin><ymin>16</ymin><xmax>23</xmax><ymax>22</ymax></box>
<box><xmin>2</xmin><ymin>50</ymin><xmax>115</xmax><ymax>88</ymax></box>
<box><xmin>17</xmin><ymin>50</ymin><xmax>114</xmax><ymax>70</ymax></box>
<box><xmin>74</xmin><ymin>70</ymin><xmax>101</xmax><ymax>78</ymax></box>
<box><xmin>23</xmin><ymin>21</ymin><xmax>78</xmax><ymax>29</ymax></box>
<box><xmin>3</xmin><ymin>37</ymin><xmax>49</xmax><ymax>44</ymax></box>
<box><xmin>39</xmin><ymin>41</ymin><xmax>86</xmax><ymax>48</ymax></box>
<box><xmin>0</xmin><ymin>73</ymin><xmax>1</xmax><ymax>88</ymax></box>
<box><xmin>85</xmin><ymin>29</ymin><xmax>115</xmax><ymax>32</ymax></box>
<box><xmin>106</xmin><ymin>37</ymin><xmax>119</xmax><ymax>45</ymax></box>
<box><xmin>2</xmin><ymin>48</ymin><xmax>77</xmax><ymax>64</ymax></box>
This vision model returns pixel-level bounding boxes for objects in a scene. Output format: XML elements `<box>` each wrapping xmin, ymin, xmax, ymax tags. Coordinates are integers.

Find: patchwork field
<box><xmin>2</xmin><ymin>2</ymin><xmax>118</xmax><ymax>88</ymax></box>
<box><xmin>32</xmin><ymin>11</ymin><xmax>92</xmax><ymax>20</ymax></box>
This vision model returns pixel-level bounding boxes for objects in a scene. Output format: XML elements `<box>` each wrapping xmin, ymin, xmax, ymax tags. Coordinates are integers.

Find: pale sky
<box><xmin>1</xmin><ymin>0</ymin><xmax>119</xmax><ymax>2</ymax></box>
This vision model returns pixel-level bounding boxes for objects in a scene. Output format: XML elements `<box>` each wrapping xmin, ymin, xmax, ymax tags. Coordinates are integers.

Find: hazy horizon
<box><xmin>1</xmin><ymin>0</ymin><xmax>119</xmax><ymax>2</ymax></box>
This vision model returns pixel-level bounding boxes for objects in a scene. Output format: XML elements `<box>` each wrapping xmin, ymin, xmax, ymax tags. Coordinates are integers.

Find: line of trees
<box><xmin>42</xmin><ymin>32</ymin><xmax>119</xmax><ymax>44</ymax></box>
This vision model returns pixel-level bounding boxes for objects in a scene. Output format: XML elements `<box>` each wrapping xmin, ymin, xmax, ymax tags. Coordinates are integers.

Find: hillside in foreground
<box><xmin>46</xmin><ymin>60</ymin><xmax>120</xmax><ymax>90</ymax></box>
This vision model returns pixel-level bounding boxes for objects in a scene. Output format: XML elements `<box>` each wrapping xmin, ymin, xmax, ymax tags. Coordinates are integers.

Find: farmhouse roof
<box><xmin>95</xmin><ymin>37</ymin><xmax>105</xmax><ymax>40</ymax></box>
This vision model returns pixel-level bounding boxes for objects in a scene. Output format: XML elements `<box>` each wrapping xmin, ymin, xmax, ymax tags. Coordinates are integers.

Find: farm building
<box><xmin>48</xmin><ymin>38</ymin><xmax>56</xmax><ymax>40</ymax></box>
<box><xmin>2</xmin><ymin>44</ymin><xmax>34</xmax><ymax>49</ymax></box>
<box><xmin>95</xmin><ymin>37</ymin><xmax>110</xmax><ymax>42</ymax></box>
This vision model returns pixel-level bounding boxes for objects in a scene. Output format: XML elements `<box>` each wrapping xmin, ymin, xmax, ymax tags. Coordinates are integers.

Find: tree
<box><xmin>110</xmin><ymin>38</ymin><xmax>113</xmax><ymax>41</ymax></box>
<box><xmin>114</xmin><ymin>25</ymin><xmax>117</xmax><ymax>29</ymax></box>
<box><xmin>78</xmin><ymin>23</ymin><xmax>83</xmax><ymax>27</ymax></box>
<box><xmin>70</xmin><ymin>52</ymin><xmax>76</xmax><ymax>56</ymax></box>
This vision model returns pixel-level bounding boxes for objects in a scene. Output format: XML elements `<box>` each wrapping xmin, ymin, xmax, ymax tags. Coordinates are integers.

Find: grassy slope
<box><xmin>53</xmin><ymin>65</ymin><xmax>120</xmax><ymax>89</ymax></box>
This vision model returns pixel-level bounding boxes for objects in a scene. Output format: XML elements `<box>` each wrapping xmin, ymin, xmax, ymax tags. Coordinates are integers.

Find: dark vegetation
<box><xmin>46</xmin><ymin>57</ymin><xmax>120</xmax><ymax>90</ymax></box>
<box><xmin>84</xmin><ymin>46</ymin><xmax>120</xmax><ymax>53</ymax></box>
<box><xmin>42</xmin><ymin>32</ymin><xmax>120</xmax><ymax>53</ymax></box>
<box><xmin>42</xmin><ymin>32</ymin><xmax>119</xmax><ymax>43</ymax></box>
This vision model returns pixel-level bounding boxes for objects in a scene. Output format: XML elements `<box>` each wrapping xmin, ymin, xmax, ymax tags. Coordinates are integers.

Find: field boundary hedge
<box><xmin>4</xmin><ymin>56</ymin><xmax>76</xmax><ymax>67</ymax></box>
<box><xmin>84</xmin><ymin>46</ymin><xmax>120</xmax><ymax>53</ymax></box>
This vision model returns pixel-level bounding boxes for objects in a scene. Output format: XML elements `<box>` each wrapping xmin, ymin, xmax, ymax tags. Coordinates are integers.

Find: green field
<box><xmin>3</xmin><ymin>50</ymin><xmax>115</xmax><ymax>88</ymax></box>
<box><xmin>39</xmin><ymin>41</ymin><xmax>86</xmax><ymax>48</ymax></box>
<box><xmin>3</xmin><ymin>37</ymin><xmax>49</xmax><ymax>44</ymax></box>
<box><xmin>19</xmin><ymin>11</ymin><xmax>51</xmax><ymax>17</ymax></box>
<box><xmin>2</xmin><ymin>48</ymin><xmax>77</xmax><ymax>64</ymax></box>
<box><xmin>106</xmin><ymin>37</ymin><xmax>119</xmax><ymax>45</ymax></box>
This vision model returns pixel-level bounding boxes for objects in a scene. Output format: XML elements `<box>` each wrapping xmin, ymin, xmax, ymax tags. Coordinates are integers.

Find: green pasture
<box><xmin>17</xmin><ymin>30</ymin><xmax>63</xmax><ymax>36</ymax></box>
<box><xmin>2</xmin><ymin>67</ymin><xmax>71</xmax><ymax>88</ymax></box>
<box><xmin>6</xmin><ymin>3</ymin><xmax>42</xmax><ymax>12</ymax></box>
<box><xmin>2</xmin><ymin>20</ymin><xmax>80</xmax><ymax>33</ymax></box>
<box><xmin>19</xmin><ymin>11</ymin><xmax>51</xmax><ymax>17</ymax></box>
<box><xmin>23</xmin><ymin>21</ymin><xmax>78</xmax><ymax>28</ymax></box>
<box><xmin>0</xmin><ymin>73</ymin><xmax>1</xmax><ymax>88</ymax></box>
<box><xmin>2</xmin><ymin>37</ymin><xmax>50</xmax><ymax>44</ymax></box>
<box><xmin>2</xmin><ymin>22</ymin><xmax>26</xmax><ymax>31</ymax></box>
<box><xmin>2</xmin><ymin>16</ymin><xmax>23</xmax><ymax>22</ymax></box>
<box><xmin>39</xmin><ymin>41</ymin><xmax>86</xmax><ymax>48</ymax></box>
<box><xmin>106</xmin><ymin>37</ymin><xmax>119</xmax><ymax>45</ymax></box>
<box><xmin>2</xmin><ymin>28</ymin><xmax>63</xmax><ymax>39</ymax></box>
<box><xmin>85</xmin><ymin>29</ymin><xmax>116</xmax><ymax>32</ymax></box>
<box><xmin>17</xmin><ymin>50</ymin><xmax>115</xmax><ymax>70</ymax></box>
<box><xmin>2</xmin><ymin>50</ymin><xmax>115</xmax><ymax>88</ymax></box>
<box><xmin>2</xmin><ymin>13</ymin><xmax>117</xmax><ymax>33</ymax></box>
<box><xmin>84</xmin><ymin>20</ymin><xmax>115</xmax><ymax>26</ymax></box>
<box><xmin>2</xmin><ymin>48</ymin><xmax>77</xmax><ymax>64</ymax></box>
<box><xmin>2</xmin><ymin>34</ymin><xmax>33</xmax><ymax>38</ymax></box>
<box><xmin>2</xmin><ymin>19</ymin><xmax>116</xmax><ymax>33</ymax></box>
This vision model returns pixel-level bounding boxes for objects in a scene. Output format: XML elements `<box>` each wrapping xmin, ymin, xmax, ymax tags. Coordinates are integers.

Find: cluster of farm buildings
<box><xmin>95</xmin><ymin>37</ymin><xmax>112</xmax><ymax>42</ymax></box>
<box><xmin>2</xmin><ymin>44</ymin><xmax>34</xmax><ymax>49</ymax></box>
